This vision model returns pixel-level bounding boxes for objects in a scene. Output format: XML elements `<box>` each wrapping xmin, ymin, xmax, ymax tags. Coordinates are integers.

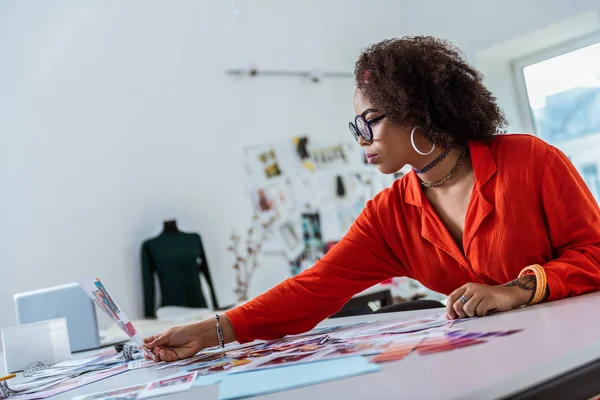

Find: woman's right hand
<box><xmin>143</xmin><ymin>314</ymin><xmax>236</xmax><ymax>362</ymax></box>
<box><xmin>143</xmin><ymin>323</ymin><xmax>209</xmax><ymax>362</ymax></box>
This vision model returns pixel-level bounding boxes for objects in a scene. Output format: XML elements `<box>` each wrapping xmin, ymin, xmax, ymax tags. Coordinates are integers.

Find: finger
<box><xmin>452</xmin><ymin>289</ymin><xmax>473</xmax><ymax>319</ymax></box>
<box><xmin>463</xmin><ymin>294</ymin><xmax>483</xmax><ymax>318</ymax></box>
<box><xmin>144</xmin><ymin>352</ymin><xmax>160</xmax><ymax>363</ymax></box>
<box><xmin>158</xmin><ymin>348</ymin><xmax>180</xmax><ymax>363</ymax></box>
<box><xmin>143</xmin><ymin>336</ymin><xmax>156</xmax><ymax>344</ymax></box>
<box><xmin>146</xmin><ymin>331</ymin><xmax>172</xmax><ymax>348</ymax></box>
<box><xmin>154</xmin><ymin>347</ymin><xmax>170</xmax><ymax>362</ymax></box>
<box><xmin>446</xmin><ymin>285</ymin><xmax>467</xmax><ymax>320</ymax></box>
<box><xmin>475</xmin><ymin>298</ymin><xmax>495</xmax><ymax>317</ymax></box>
<box><xmin>453</xmin><ymin>298</ymin><xmax>467</xmax><ymax>319</ymax></box>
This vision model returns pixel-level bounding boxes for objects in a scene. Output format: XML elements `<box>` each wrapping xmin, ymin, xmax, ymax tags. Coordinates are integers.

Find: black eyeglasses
<box><xmin>348</xmin><ymin>114</ymin><xmax>386</xmax><ymax>143</ymax></box>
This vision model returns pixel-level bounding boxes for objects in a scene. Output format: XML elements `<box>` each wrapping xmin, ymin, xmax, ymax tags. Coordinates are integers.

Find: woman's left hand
<box><xmin>446</xmin><ymin>281</ymin><xmax>532</xmax><ymax>319</ymax></box>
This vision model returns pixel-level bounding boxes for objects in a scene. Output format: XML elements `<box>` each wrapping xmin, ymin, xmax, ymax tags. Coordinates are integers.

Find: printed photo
<box><xmin>264</xmin><ymin>163</ymin><xmax>282</xmax><ymax>178</ymax></box>
<box><xmin>276</xmin><ymin>220</ymin><xmax>304</xmax><ymax>260</ymax></box>
<box><xmin>416</xmin><ymin>336</ymin><xmax>486</xmax><ymax>355</ymax></box>
<box><xmin>280</xmin><ymin>222</ymin><xmax>300</xmax><ymax>251</ymax></box>
<box><xmin>264</xmin><ymin>181</ymin><xmax>296</xmax><ymax>219</ymax></box>
<box><xmin>92</xmin><ymin>291</ymin><xmax>119</xmax><ymax>322</ymax></box>
<box><xmin>79</xmin><ymin>384</ymin><xmax>147</xmax><ymax>400</ymax></box>
<box><xmin>255</xmin><ymin>188</ymin><xmax>273</xmax><ymax>211</ymax></box>
<box><xmin>364</xmin><ymin>318</ymin><xmax>447</xmax><ymax>335</ymax></box>
<box><xmin>285</xmin><ymin>321</ymin><xmax>369</xmax><ymax>339</ymax></box>
<box><xmin>179</xmin><ymin>351</ymin><xmax>227</xmax><ymax>367</ymax></box>
<box><xmin>45</xmin><ymin>365</ymin><xmax>128</xmax><ymax>399</ymax></box>
<box><xmin>80</xmin><ymin>278</ymin><xmax>152</xmax><ymax>358</ymax></box>
<box><xmin>94</xmin><ymin>280</ymin><xmax>121</xmax><ymax>315</ymax></box>
<box><xmin>140</xmin><ymin>372</ymin><xmax>196</xmax><ymax>397</ymax></box>
<box><xmin>186</xmin><ymin>358</ymin><xmax>251</xmax><ymax>375</ymax></box>
<box><xmin>258</xmin><ymin>352</ymin><xmax>316</xmax><ymax>368</ymax></box>
<box><xmin>147</xmin><ymin>375</ymin><xmax>193</xmax><ymax>390</ymax></box>
<box><xmin>372</xmin><ymin>339</ymin><xmax>422</xmax><ymax>363</ymax></box>
<box><xmin>301</xmin><ymin>213</ymin><xmax>323</xmax><ymax>251</ymax></box>
<box><xmin>268</xmin><ymin>335</ymin><xmax>329</xmax><ymax>352</ymax></box>
<box><xmin>258</xmin><ymin>148</ymin><xmax>282</xmax><ymax>179</ymax></box>
<box><xmin>230</xmin><ymin>348</ymin><xmax>274</xmax><ymax>359</ymax></box>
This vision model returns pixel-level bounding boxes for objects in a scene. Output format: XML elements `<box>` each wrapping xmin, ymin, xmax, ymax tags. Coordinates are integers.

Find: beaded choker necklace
<box><xmin>413</xmin><ymin>146</ymin><xmax>452</xmax><ymax>174</ymax></box>
<box><xmin>419</xmin><ymin>146</ymin><xmax>467</xmax><ymax>188</ymax></box>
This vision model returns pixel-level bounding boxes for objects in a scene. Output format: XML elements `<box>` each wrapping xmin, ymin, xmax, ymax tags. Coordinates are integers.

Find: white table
<box><xmin>7</xmin><ymin>292</ymin><xmax>600</xmax><ymax>399</ymax></box>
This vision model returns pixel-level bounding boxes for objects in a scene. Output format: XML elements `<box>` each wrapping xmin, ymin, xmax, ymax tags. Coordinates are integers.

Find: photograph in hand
<box><xmin>79</xmin><ymin>278</ymin><xmax>153</xmax><ymax>358</ymax></box>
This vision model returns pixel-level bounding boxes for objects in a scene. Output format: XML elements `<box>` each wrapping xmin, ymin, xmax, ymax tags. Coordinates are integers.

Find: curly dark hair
<box><xmin>355</xmin><ymin>36</ymin><xmax>507</xmax><ymax>147</ymax></box>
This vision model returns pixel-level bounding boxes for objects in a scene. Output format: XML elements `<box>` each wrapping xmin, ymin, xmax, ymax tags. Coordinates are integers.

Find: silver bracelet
<box><xmin>214</xmin><ymin>314</ymin><xmax>225</xmax><ymax>349</ymax></box>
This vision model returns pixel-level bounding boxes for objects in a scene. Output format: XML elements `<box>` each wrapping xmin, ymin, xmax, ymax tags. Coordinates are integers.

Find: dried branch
<box><xmin>228</xmin><ymin>212</ymin><xmax>277</xmax><ymax>301</ymax></box>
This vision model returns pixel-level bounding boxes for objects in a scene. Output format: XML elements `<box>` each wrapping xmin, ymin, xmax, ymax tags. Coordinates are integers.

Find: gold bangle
<box><xmin>518</xmin><ymin>265</ymin><xmax>546</xmax><ymax>304</ymax></box>
<box><xmin>518</xmin><ymin>264</ymin><xmax>546</xmax><ymax>304</ymax></box>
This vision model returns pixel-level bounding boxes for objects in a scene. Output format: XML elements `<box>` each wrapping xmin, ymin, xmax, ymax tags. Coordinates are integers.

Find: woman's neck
<box><xmin>413</xmin><ymin>147</ymin><xmax>470</xmax><ymax>185</ymax></box>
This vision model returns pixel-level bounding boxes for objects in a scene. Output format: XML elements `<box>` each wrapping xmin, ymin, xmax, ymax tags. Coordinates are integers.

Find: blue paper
<box><xmin>218</xmin><ymin>356</ymin><xmax>380</xmax><ymax>400</ymax></box>
<box><xmin>193</xmin><ymin>371</ymin><xmax>229</xmax><ymax>387</ymax></box>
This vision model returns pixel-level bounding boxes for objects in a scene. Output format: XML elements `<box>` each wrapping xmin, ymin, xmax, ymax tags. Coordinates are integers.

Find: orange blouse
<box><xmin>226</xmin><ymin>134</ymin><xmax>600</xmax><ymax>343</ymax></box>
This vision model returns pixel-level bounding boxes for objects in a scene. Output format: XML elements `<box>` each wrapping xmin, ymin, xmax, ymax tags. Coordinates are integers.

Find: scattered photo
<box><xmin>258</xmin><ymin>352</ymin><xmax>317</xmax><ymax>368</ymax></box>
<box><xmin>362</xmin><ymin>317</ymin><xmax>449</xmax><ymax>335</ymax></box>
<box><xmin>72</xmin><ymin>384</ymin><xmax>147</xmax><ymax>400</ymax></box>
<box><xmin>371</xmin><ymin>339</ymin><xmax>423</xmax><ymax>363</ymax></box>
<box><xmin>140</xmin><ymin>372</ymin><xmax>197</xmax><ymax>398</ymax></box>
<box><xmin>445</xmin><ymin>329</ymin><xmax>523</xmax><ymax>340</ymax></box>
<box><xmin>416</xmin><ymin>336</ymin><xmax>486</xmax><ymax>355</ymax></box>
<box><xmin>184</xmin><ymin>358</ymin><xmax>251</xmax><ymax>375</ymax></box>
<box><xmin>286</xmin><ymin>321</ymin><xmax>370</xmax><ymax>339</ymax></box>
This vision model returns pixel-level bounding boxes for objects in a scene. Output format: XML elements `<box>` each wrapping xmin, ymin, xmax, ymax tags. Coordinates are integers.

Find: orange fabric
<box><xmin>226</xmin><ymin>134</ymin><xmax>600</xmax><ymax>343</ymax></box>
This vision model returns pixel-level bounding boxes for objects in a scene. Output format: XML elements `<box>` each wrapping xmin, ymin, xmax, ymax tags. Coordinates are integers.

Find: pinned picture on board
<box><xmin>249</xmin><ymin>181</ymin><xmax>297</xmax><ymax>222</ymax></box>
<box><xmin>258</xmin><ymin>148</ymin><xmax>282</xmax><ymax>178</ymax></box>
<box><xmin>293</xmin><ymin>136</ymin><xmax>315</xmax><ymax>172</ymax></box>
<box><xmin>243</xmin><ymin>144</ymin><xmax>289</xmax><ymax>189</ymax></box>
<box><xmin>293</xmin><ymin>135</ymin><xmax>348</xmax><ymax>171</ymax></box>
<box><xmin>265</xmin><ymin>181</ymin><xmax>297</xmax><ymax>220</ymax></box>
<box><xmin>252</xmin><ymin>188</ymin><xmax>274</xmax><ymax>212</ymax></box>
<box><xmin>276</xmin><ymin>220</ymin><xmax>304</xmax><ymax>260</ymax></box>
<box><xmin>301</xmin><ymin>213</ymin><xmax>324</xmax><ymax>262</ymax></box>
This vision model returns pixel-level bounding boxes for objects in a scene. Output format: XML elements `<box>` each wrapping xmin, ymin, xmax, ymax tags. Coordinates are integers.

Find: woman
<box><xmin>144</xmin><ymin>36</ymin><xmax>600</xmax><ymax>362</ymax></box>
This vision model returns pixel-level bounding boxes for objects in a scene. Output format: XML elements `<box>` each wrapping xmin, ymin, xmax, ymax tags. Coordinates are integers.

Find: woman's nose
<box><xmin>357</xmin><ymin>136</ymin><xmax>369</xmax><ymax>147</ymax></box>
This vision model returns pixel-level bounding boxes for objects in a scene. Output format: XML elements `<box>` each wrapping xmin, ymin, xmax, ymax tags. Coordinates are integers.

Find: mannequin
<box><xmin>162</xmin><ymin>220</ymin><xmax>179</xmax><ymax>233</ymax></box>
<box><xmin>141</xmin><ymin>220</ymin><xmax>219</xmax><ymax>318</ymax></box>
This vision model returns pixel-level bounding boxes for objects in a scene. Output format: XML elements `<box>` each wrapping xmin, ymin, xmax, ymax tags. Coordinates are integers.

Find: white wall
<box><xmin>2</xmin><ymin>0</ymin><xmax>600</xmax><ymax>330</ymax></box>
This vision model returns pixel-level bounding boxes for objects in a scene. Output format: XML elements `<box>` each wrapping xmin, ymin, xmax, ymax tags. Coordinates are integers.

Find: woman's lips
<box><xmin>366</xmin><ymin>153</ymin><xmax>380</xmax><ymax>164</ymax></box>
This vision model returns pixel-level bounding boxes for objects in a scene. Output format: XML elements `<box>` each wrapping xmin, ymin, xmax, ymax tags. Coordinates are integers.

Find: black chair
<box><xmin>373</xmin><ymin>299</ymin><xmax>445</xmax><ymax>314</ymax></box>
<box><xmin>329</xmin><ymin>289</ymin><xmax>393</xmax><ymax>318</ymax></box>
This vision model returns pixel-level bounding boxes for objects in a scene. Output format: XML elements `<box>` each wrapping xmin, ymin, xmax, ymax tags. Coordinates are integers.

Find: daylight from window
<box><xmin>523</xmin><ymin>41</ymin><xmax>600</xmax><ymax>143</ymax></box>
<box><xmin>522</xmin><ymin>41</ymin><xmax>600</xmax><ymax>200</ymax></box>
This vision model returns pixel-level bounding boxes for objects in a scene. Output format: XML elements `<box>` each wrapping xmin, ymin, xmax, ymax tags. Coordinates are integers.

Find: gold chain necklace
<box><xmin>419</xmin><ymin>146</ymin><xmax>467</xmax><ymax>188</ymax></box>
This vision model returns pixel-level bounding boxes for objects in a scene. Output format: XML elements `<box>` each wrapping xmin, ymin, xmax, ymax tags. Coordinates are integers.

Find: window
<box><xmin>514</xmin><ymin>32</ymin><xmax>600</xmax><ymax>200</ymax></box>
